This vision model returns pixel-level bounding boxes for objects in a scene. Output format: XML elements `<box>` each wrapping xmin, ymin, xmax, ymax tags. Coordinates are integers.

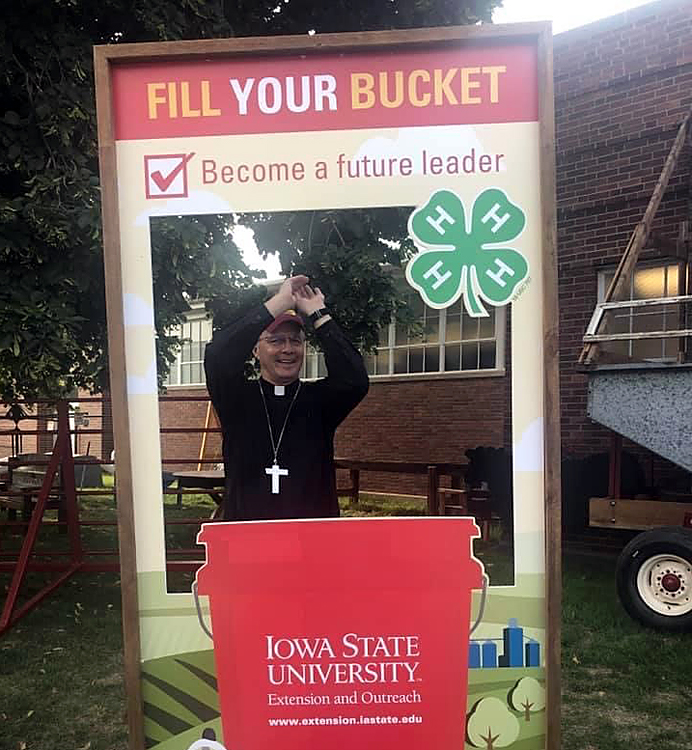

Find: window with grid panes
<box><xmin>169</xmin><ymin>293</ymin><xmax>502</xmax><ymax>384</ymax></box>
<box><xmin>598</xmin><ymin>263</ymin><xmax>682</xmax><ymax>361</ymax></box>
<box><xmin>363</xmin><ymin>293</ymin><xmax>502</xmax><ymax>377</ymax></box>
<box><xmin>302</xmin><ymin>346</ymin><xmax>327</xmax><ymax>380</ymax></box>
<box><xmin>165</xmin><ymin>315</ymin><xmax>213</xmax><ymax>386</ymax></box>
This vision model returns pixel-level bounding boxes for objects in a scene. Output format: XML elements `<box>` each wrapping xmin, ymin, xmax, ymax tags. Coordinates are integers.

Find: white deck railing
<box><xmin>583</xmin><ymin>295</ymin><xmax>692</xmax><ymax>344</ymax></box>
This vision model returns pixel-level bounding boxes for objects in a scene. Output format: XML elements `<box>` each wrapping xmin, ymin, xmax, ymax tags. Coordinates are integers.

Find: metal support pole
<box><xmin>0</xmin><ymin>435</ymin><xmax>63</xmax><ymax>634</ymax></box>
<box><xmin>608</xmin><ymin>433</ymin><xmax>623</xmax><ymax>499</ymax></box>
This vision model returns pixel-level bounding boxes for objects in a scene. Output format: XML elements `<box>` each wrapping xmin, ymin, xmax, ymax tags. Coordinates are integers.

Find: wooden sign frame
<box><xmin>94</xmin><ymin>23</ymin><xmax>560</xmax><ymax>750</ymax></box>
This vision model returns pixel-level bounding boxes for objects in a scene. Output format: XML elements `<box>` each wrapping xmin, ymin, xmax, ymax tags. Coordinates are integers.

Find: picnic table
<box><xmin>172</xmin><ymin>469</ymin><xmax>225</xmax><ymax>517</ymax></box>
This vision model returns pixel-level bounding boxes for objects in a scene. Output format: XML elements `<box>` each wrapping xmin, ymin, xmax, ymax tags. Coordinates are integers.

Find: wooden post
<box><xmin>93</xmin><ymin>47</ymin><xmax>145</xmax><ymax>750</ymax></box>
<box><xmin>57</xmin><ymin>401</ymin><xmax>83</xmax><ymax>561</ymax></box>
<box><xmin>537</xmin><ymin>24</ymin><xmax>562</xmax><ymax>750</ymax></box>
<box><xmin>349</xmin><ymin>469</ymin><xmax>360</xmax><ymax>507</ymax></box>
<box><xmin>197</xmin><ymin>400</ymin><xmax>213</xmax><ymax>471</ymax></box>
<box><xmin>427</xmin><ymin>465</ymin><xmax>439</xmax><ymax>516</ymax></box>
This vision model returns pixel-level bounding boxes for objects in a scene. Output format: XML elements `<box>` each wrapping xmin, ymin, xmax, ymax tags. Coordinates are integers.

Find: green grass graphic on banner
<box><xmin>141</xmin><ymin>650</ymin><xmax>220</xmax><ymax>747</ymax></box>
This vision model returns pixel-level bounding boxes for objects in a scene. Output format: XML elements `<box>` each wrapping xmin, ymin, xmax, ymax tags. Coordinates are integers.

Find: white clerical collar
<box><xmin>260</xmin><ymin>378</ymin><xmax>300</xmax><ymax>396</ymax></box>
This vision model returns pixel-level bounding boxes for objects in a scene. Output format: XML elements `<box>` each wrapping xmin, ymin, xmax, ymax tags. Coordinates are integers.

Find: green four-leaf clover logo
<box><xmin>405</xmin><ymin>188</ymin><xmax>529</xmax><ymax>317</ymax></box>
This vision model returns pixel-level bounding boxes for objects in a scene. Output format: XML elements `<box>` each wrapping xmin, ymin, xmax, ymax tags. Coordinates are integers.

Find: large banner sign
<box><xmin>94</xmin><ymin>24</ymin><xmax>559</xmax><ymax>750</ymax></box>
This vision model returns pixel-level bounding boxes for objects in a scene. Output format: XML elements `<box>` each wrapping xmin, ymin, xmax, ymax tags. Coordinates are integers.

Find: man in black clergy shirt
<box><xmin>204</xmin><ymin>275</ymin><xmax>369</xmax><ymax>521</ymax></box>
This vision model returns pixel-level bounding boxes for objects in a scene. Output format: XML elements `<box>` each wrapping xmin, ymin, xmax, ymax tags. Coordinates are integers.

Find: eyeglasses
<box><xmin>259</xmin><ymin>335</ymin><xmax>305</xmax><ymax>348</ymax></box>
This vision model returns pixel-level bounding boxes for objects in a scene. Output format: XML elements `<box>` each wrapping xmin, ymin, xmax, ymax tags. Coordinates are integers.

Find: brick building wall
<box><xmin>335</xmin><ymin>372</ymin><xmax>510</xmax><ymax>495</ymax></box>
<box><xmin>159</xmin><ymin>374</ymin><xmax>508</xmax><ymax>496</ymax></box>
<box><xmin>159</xmin><ymin>388</ymin><xmax>221</xmax><ymax>471</ymax></box>
<box><xmin>553</xmin><ymin>0</ymin><xmax>692</xmax><ymax>485</ymax></box>
<box><xmin>73</xmin><ymin>397</ymin><xmax>105</xmax><ymax>459</ymax></box>
<box><xmin>0</xmin><ymin>406</ymin><xmax>38</xmax><ymax>460</ymax></box>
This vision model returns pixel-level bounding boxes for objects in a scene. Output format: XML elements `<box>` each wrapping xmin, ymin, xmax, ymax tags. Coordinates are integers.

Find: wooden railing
<box><xmin>334</xmin><ymin>459</ymin><xmax>467</xmax><ymax>515</ymax></box>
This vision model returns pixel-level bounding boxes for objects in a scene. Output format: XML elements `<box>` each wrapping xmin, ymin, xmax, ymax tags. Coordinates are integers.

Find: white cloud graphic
<box><xmin>123</xmin><ymin>294</ymin><xmax>154</xmax><ymax>327</ymax></box>
<box><xmin>351</xmin><ymin>125</ymin><xmax>493</xmax><ymax>175</ymax></box>
<box><xmin>513</xmin><ymin>418</ymin><xmax>544</xmax><ymax>472</ymax></box>
<box><xmin>135</xmin><ymin>190</ymin><xmax>233</xmax><ymax>226</ymax></box>
<box><xmin>127</xmin><ymin>359</ymin><xmax>157</xmax><ymax>396</ymax></box>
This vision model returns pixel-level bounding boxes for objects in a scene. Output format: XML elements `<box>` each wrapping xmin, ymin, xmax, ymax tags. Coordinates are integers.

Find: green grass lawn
<box><xmin>1</xmin><ymin>495</ymin><xmax>691</xmax><ymax>750</ymax></box>
<box><xmin>561</xmin><ymin>551</ymin><xmax>692</xmax><ymax>750</ymax></box>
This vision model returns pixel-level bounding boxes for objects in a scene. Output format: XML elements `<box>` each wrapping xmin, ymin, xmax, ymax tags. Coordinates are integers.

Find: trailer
<box><xmin>580</xmin><ymin>107</ymin><xmax>692</xmax><ymax>632</ymax></box>
<box><xmin>590</xmin><ymin>497</ymin><xmax>692</xmax><ymax>630</ymax></box>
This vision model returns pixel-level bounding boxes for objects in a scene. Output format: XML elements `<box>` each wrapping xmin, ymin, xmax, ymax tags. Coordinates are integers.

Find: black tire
<box><xmin>616</xmin><ymin>526</ymin><xmax>692</xmax><ymax>632</ymax></box>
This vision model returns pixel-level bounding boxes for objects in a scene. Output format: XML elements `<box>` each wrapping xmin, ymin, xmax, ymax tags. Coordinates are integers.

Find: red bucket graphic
<box><xmin>195</xmin><ymin>517</ymin><xmax>484</xmax><ymax>750</ymax></box>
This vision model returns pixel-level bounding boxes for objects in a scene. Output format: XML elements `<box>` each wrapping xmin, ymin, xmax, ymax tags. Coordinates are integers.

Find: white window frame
<box><xmin>355</xmin><ymin>300</ymin><xmax>505</xmax><ymax>382</ymax></box>
<box><xmin>303</xmin><ymin>346</ymin><xmax>327</xmax><ymax>380</ymax></box>
<box><xmin>165</xmin><ymin>303</ymin><xmax>213</xmax><ymax>388</ymax></box>
<box><xmin>302</xmin><ymin>306</ymin><xmax>506</xmax><ymax>382</ymax></box>
<box><xmin>597</xmin><ymin>261</ymin><xmax>682</xmax><ymax>362</ymax></box>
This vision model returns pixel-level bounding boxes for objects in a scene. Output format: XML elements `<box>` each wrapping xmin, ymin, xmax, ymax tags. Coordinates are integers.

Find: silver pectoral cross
<box><xmin>265</xmin><ymin>463</ymin><xmax>288</xmax><ymax>494</ymax></box>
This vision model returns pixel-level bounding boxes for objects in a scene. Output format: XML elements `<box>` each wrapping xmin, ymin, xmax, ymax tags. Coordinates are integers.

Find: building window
<box><xmin>363</xmin><ymin>293</ymin><xmax>503</xmax><ymax>378</ymax></box>
<box><xmin>302</xmin><ymin>347</ymin><xmax>327</xmax><ymax>380</ymax></box>
<box><xmin>169</xmin><ymin>293</ymin><xmax>504</xmax><ymax>385</ymax></box>
<box><xmin>598</xmin><ymin>263</ymin><xmax>681</xmax><ymax>361</ymax></box>
<box><xmin>165</xmin><ymin>314</ymin><xmax>213</xmax><ymax>386</ymax></box>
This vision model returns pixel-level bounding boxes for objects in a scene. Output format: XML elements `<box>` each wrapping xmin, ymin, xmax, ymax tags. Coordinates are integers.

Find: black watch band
<box><xmin>308</xmin><ymin>308</ymin><xmax>328</xmax><ymax>324</ymax></box>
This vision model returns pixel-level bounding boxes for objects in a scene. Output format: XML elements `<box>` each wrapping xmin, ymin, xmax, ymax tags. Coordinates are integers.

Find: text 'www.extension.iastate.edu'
<box><xmin>268</xmin><ymin>715</ymin><xmax>423</xmax><ymax>727</ymax></box>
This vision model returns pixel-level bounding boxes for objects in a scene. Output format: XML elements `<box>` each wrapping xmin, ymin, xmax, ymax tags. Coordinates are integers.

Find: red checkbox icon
<box><xmin>144</xmin><ymin>153</ymin><xmax>195</xmax><ymax>199</ymax></box>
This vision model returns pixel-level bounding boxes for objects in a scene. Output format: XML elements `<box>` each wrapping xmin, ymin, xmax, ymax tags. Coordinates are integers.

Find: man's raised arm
<box><xmin>295</xmin><ymin>284</ymin><xmax>369</xmax><ymax>429</ymax></box>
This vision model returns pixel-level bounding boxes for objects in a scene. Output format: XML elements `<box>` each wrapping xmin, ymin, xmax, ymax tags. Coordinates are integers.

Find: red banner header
<box><xmin>112</xmin><ymin>43</ymin><xmax>538</xmax><ymax>140</ymax></box>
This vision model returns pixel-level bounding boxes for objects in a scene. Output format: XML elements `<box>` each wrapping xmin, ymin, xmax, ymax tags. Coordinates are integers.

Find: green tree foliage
<box><xmin>246</xmin><ymin>207</ymin><xmax>421</xmax><ymax>352</ymax></box>
<box><xmin>0</xmin><ymin>0</ymin><xmax>501</xmax><ymax>402</ymax></box>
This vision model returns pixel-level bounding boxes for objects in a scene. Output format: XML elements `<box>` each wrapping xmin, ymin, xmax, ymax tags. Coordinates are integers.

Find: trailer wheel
<box><xmin>616</xmin><ymin>527</ymin><xmax>692</xmax><ymax>632</ymax></box>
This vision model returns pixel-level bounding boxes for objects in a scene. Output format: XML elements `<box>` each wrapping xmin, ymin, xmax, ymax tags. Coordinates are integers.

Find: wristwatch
<box><xmin>308</xmin><ymin>308</ymin><xmax>328</xmax><ymax>325</ymax></box>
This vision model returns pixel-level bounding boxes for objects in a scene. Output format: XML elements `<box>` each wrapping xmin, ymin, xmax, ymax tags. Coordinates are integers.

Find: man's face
<box><xmin>255</xmin><ymin>322</ymin><xmax>305</xmax><ymax>385</ymax></box>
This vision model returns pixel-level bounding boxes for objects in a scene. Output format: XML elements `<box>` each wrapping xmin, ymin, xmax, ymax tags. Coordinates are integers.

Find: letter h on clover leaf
<box><xmin>405</xmin><ymin>188</ymin><xmax>529</xmax><ymax>317</ymax></box>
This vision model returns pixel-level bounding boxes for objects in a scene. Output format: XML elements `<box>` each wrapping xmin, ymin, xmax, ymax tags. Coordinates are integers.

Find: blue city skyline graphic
<box><xmin>468</xmin><ymin>618</ymin><xmax>540</xmax><ymax>669</ymax></box>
